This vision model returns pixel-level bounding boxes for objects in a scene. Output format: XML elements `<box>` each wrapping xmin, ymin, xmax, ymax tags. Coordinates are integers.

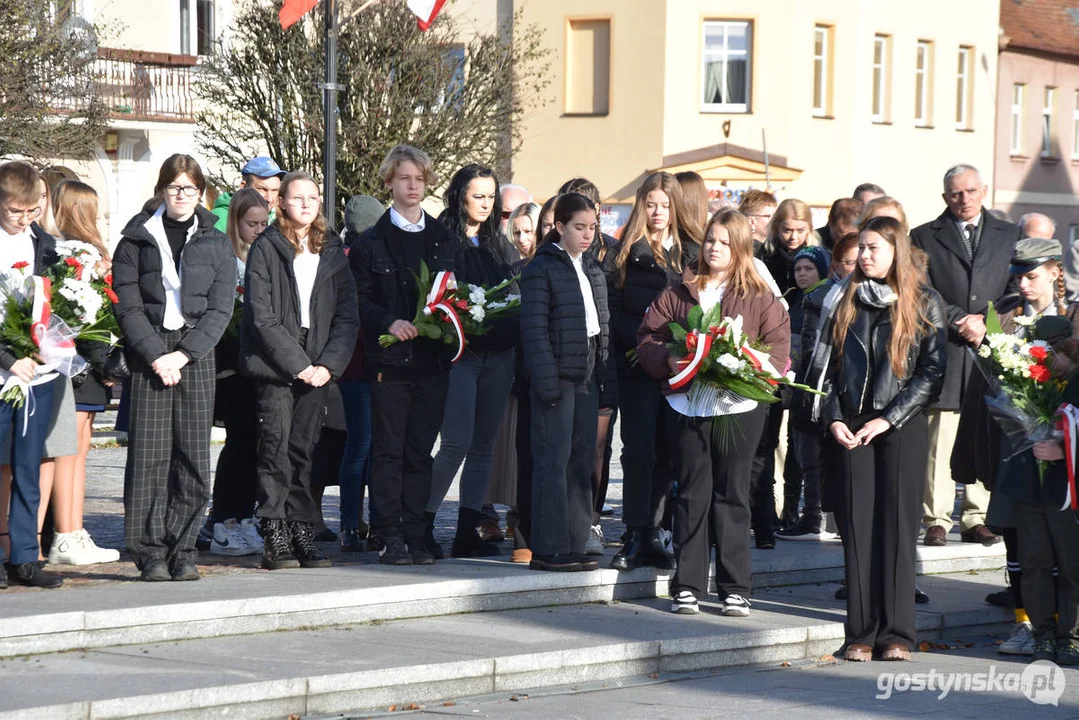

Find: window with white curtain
<box><xmin>701</xmin><ymin>21</ymin><xmax>751</xmax><ymax>113</ymax></box>
<box><xmin>1010</xmin><ymin>84</ymin><xmax>1024</xmax><ymax>155</ymax></box>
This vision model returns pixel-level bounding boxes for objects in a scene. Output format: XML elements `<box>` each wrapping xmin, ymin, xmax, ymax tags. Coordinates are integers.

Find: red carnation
<box><xmin>454</xmin><ymin>299</ymin><xmax>468</xmax><ymax>311</ymax></box>
<box><xmin>686</xmin><ymin>332</ymin><xmax>697</xmax><ymax>351</ymax></box>
<box><xmin>105</xmin><ymin>287</ymin><xmax>119</xmax><ymax>303</ymax></box>
<box><xmin>104</xmin><ymin>273</ymin><xmax>113</xmax><ymax>287</ymax></box>
<box><xmin>11</xmin><ymin>261</ymin><xmax>29</xmax><ymax>270</ymax></box>
<box><xmin>1029</xmin><ymin>364</ymin><xmax>1051</xmax><ymax>383</ymax></box>
<box><xmin>1030</xmin><ymin>345</ymin><xmax>1049</xmax><ymax>362</ymax></box>
<box><xmin>236</xmin><ymin>285</ymin><xmax>244</xmax><ymax>296</ymax></box>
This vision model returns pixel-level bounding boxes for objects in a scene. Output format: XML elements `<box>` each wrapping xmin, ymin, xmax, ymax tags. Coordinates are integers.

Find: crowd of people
<box><xmin>0</xmin><ymin>146</ymin><xmax>1076</xmax><ymax>667</ymax></box>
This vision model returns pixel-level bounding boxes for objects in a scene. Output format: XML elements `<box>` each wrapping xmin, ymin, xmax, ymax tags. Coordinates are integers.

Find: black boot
<box><xmin>290</xmin><ymin>521</ymin><xmax>332</xmax><ymax>568</ymax></box>
<box><xmin>639</xmin><ymin>527</ymin><xmax>676</xmax><ymax>570</ymax></box>
<box><xmin>610</xmin><ymin>527</ymin><xmax>647</xmax><ymax>571</ymax></box>
<box><xmin>451</xmin><ymin>507</ymin><xmax>502</xmax><ymax>558</ymax></box>
<box><xmin>424</xmin><ymin>511</ymin><xmax>445</xmax><ymax>560</ymax></box>
<box><xmin>260</xmin><ymin>518</ymin><xmax>300</xmax><ymax>570</ymax></box>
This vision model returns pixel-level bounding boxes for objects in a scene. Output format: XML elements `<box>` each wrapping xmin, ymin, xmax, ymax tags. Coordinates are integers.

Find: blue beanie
<box><xmin>794</xmin><ymin>246</ymin><xmax>830</xmax><ymax>281</ymax></box>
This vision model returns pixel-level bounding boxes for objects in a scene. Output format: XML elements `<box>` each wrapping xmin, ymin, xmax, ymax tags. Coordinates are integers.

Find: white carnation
<box><xmin>717</xmin><ymin>353</ymin><xmax>744</xmax><ymax>372</ymax></box>
<box><xmin>468</xmin><ymin>285</ymin><xmax>486</xmax><ymax>306</ymax></box>
<box><xmin>469</xmin><ymin>304</ymin><xmax>486</xmax><ymax>323</ymax></box>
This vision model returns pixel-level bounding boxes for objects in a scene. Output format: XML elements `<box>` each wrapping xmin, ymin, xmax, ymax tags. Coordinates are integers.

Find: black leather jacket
<box><xmin>823</xmin><ymin>287</ymin><xmax>947</xmax><ymax>429</ymax></box>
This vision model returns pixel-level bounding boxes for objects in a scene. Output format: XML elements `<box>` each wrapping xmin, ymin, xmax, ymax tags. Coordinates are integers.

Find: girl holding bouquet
<box><xmin>426</xmin><ymin>164</ymin><xmax>520</xmax><ymax>558</ymax></box>
<box><xmin>636</xmin><ymin>209</ymin><xmax>789</xmax><ymax>616</ymax></box>
<box><xmin>241</xmin><ymin>172</ymin><xmax>358</xmax><ymax>571</ymax></box>
<box><xmin>822</xmin><ymin>216</ymin><xmax>947</xmax><ymax>661</ymax></box>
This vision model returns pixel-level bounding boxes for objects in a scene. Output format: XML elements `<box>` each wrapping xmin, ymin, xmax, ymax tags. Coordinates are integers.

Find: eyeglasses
<box><xmin>4</xmin><ymin>206</ymin><xmax>42</xmax><ymax>221</ymax></box>
<box><xmin>164</xmin><ymin>185</ymin><xmax>200</xmax><ymax>198</ymax></box>
<box><xmin>285</xmin><ymin>196</ymin><xmax>321</xmax><ymax>207</ymax></box>
<box><xmin>839</xmin><ymin>259</ymin><xmax>858</xmax><ymax>268</ymax></box>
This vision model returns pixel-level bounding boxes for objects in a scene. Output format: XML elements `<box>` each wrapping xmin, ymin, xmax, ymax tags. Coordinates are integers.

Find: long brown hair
<box><xmin>674</xmin><ymin>171</ymin><xmax>708</xmax><ymax>238</ymax></box>
<box><xmin>226</xmin><ymin>187</ymin><xmax>268</xmax><ymax>262</ymax></box>
<box><xmin>53</xmin><ymin>180</ymin><xmax>109</xmax><ymax>259</ymax></box>
<box><xmin>275</xmin><ymin>172</ymin><xmax>327</xmax><ymax>255</ymax></box>
<box><xmin>615</xmin><ymin>172</ymin><xmax>688</xmax><ymax>286</ymax></box>
<box><xmin>699</xmin><ymin>210</ymin><xmax>771</xmax><ymax>298</ymax></box>
<box><xmin>832</xmin><ymin>216</ymin><xmax>932</xmax><ymax>377</ymax></box>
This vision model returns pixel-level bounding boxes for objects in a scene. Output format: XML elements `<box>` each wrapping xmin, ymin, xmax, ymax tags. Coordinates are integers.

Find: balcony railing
<box><xmin>95</xmin><ymin>47</ymin><xmax>198</xmax><ymax>123</ymax></box>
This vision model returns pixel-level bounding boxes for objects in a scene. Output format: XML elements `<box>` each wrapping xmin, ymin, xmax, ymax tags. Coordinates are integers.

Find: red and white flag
<box><xmin>407</xmin><ymin>0</ymin><xmax>446</xmax><ymax>30</ymax></box>
<box><xmin>279</xmin><ymin>0</ymin><xmax>318</xmax><ymax>29</ymax></box>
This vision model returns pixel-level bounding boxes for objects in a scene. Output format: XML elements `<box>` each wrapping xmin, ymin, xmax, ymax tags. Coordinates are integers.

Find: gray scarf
<box><xmin>857</xmin><ymin>279</ymin><xmax>898</xmax><ymax>309</ymax></box>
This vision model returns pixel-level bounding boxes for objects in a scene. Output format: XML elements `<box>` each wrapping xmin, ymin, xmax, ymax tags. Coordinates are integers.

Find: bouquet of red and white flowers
<box><xmin>378</xmin><ymin>261</ymin><xmax>520</xmax><ymax>362</ymax></box>
<box><xmin>665</xmin><ymin>302</ymin><xmax>819</xmax><ymax>415</ymax></box>
<box><xmin>45</xmin><ymin>239</ymin><xmax>121</xmax><ymax>345</ymax></box>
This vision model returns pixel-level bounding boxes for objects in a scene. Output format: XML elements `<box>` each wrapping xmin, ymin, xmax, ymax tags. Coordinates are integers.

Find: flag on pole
<box><xmin>407</xmin><ymin>0</ymin><xmax>446</xmax><ymax>30</ymax></box>
<box><xmin>279</xmin><ymin>0</ymin><xmax>319</xmax><ymax>28</ymax></box>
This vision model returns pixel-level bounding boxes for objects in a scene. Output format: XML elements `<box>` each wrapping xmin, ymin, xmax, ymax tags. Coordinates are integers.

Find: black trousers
<box><xmin>210</xmin><ymin>375</ymin><xmax>258</xmax><ymax>521</ymax></box>
<box><xmin>617</xmin><ymin>367</ymin><xmax>673</xmax><ymax>529</ymax></box>
<box><xmin>1015</xmin><ymin>497</ymin><xmax>1079</xmax><ymax>643</ymax></box>
<box><xmin>514</xmin><ymin>382</ymin><xmax>533</xmax><ymax>546</ymax></box>
<box><xmin>368</xmin><ymin>371</ymin><xmax>450</xmax><ymax>541</ymax></box>
<box><xmin>254</xmin><ymin>382</ymin><xmax>327</xmax><ymax>524</ymax></box>
<box><xmin>531</xmin><ymin>379</ymin><xmax>599</xmax><ymax>557</ymax></box>
<box><xmin>593</xmin><ymin>407</ymin><xmax>617</xmax><ymax>515</ymax></box>
<box><xmin>124</xmin><ymin>332</ymin><xmax>215</xmax><ymax>570</ymax></box>
<box><xmin>749</xmin><ymin>401</ymin><xmax>784</xmax><ymax>533</ymax></box>
<box><xmin>671</xmin><ymin>405</ymin><xmax>767</xmax><ymax>599</ymax></box>
<box><xmin>837</xmin><ymin>412</ymin><xmax>927</xmax><ymax>649</ymax></box>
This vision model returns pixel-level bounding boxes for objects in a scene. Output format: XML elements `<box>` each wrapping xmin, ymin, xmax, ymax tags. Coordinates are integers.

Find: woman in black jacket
<box><xmin>606</xmin><ymin>171</ymin><xmax>700</xmax><ymax>571</ymax></box>
<box><xmin>113</xmin><ymin>154</ymin><xmax>235</xmax><ymax>582</ymax></box>
<box><xmin>241</xmin><ymin>171</ymin><xmax>359</xmax><ymax>571</ymax></box>
<box><xmin>423</xmin><ymin>165</ymin><xmax>520</xmax><ymax>557</ymax></box>
<box><xmin>821</xmin><ymin>216</ymin><xmax>947</xmax><ymax>661</ymax></box>
<box><xmin>521</xmin><ymin>193</ymin><xmax>609</xmax><ymax>572</ymax></box>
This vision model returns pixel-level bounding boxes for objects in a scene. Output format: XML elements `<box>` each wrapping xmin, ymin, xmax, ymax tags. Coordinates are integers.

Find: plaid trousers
<box><xmin>124</xmin><ymin>331</ymin><xmax>215</xmax><ymax>569</ymax></box>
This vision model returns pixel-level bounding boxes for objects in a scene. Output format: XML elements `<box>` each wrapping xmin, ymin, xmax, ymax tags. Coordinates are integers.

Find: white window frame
<box><xmin>1010</xmin><ymin>83</ymin><xmax>1024</xmax><ymax>155</ymax></box>
<box><xmin>700</xmin><ymin>20</ymin><xmax>751</xmax><ymax>113</ymax></box>
<box><xmin>1042</xmin><ymin>86</ymin><xmax>1056</xmax><ymax>157</ymax></box>
<box><xmin>871</xmin><ymin>35</ymin><xmax>888</xmax><ymax>122</ymax></box>
<box><xmin>914</xmin><ymin>41</ymin><xmax>931</xmax><ymax>127</ymax></box>
<box><xmin>812</xmin><ymin>25</ymin><xmax>829</xmax><ymax>117</ymax></box>
<box><xmin>955</xmin><ymin>46</ymin><xmax>972</xmax><ymax>128</ymax></box>
<box><xmin>1073</xmin><ymin>91</ymin><xmax>1079</xmax><ymax>160</ymax></box>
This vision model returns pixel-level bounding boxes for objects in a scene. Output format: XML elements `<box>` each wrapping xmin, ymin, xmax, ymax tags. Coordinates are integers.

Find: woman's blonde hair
<box><xmin>275</xmin><ymin>172</ymin><xmax>327</xmax><ymax>255</ymax></box>
<box><xmin>832</xmin><ymin>216</ymin><xmax>932</xmax><ymax>377</ymax></box>
<box><xmin>764</xmin><ymin>198</ymin><xmax>818</xmax><ymax>254</ymax></box>
<box><xmin>53</xmin><ymin>180</ymin><xmax>109</xmax><ymax>259</ymax></box>
<box><xmin>226</xmin><ymin>187</ymin><xmax>269</xmax><ymax>261</ymax></box>
<box><xmin>615</xmin><ymin>172</ymin><xmax>688</xmax><ymax>287</ymax></box>
<box><xmin>699</xmin><ymin>210</ymin><xmax>771</xmax><ymax>298</ymax></box>
<box><xmin>507</xmin><ymin>201</ymin><xmax>541</xmax><ymax>259</ymax></box>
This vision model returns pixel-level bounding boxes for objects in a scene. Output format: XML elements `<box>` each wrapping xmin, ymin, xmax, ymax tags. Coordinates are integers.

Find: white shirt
<box><xmin>389</xmin><ymin>206</ymin><xmax>425</xmax><ymax>233</ymax></box>
<box><xmin>698</xmin><ymin>283</ymin><xmax>724</xmax><ymax>313</ymax></box>
<box><xmin>0</xmin><ymin>227</ymin><xmax>36</xmax><ymax>279</ymax></box>
<box><xmin>555</xmin><ymin>243</ymin><xmax>600</xmax><ymax>337</ymax></box>
<box><xmin>661</xmin><ymin>234</ymin><xmax>674</xmax><ymax>252</ymax></box>
<box><xmin>143</xmin><ymin>205</ymin><xmax>191</xmax><ymax>331</ymax></box>
<box><xmin>293</xmin><ymin>237</ymin><xmax>320</xmax><ymax>329</ymax></box>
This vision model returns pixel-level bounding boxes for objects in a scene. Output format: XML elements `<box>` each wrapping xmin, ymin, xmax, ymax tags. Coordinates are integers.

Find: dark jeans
<box><xmin>836</xmin><ymin>412</ymin><xmax>927</xmax><ymax>650</ymax></box>
<box><xmin>791</xmin><ymin>428</ymin><xmax>823</xmax><ymax>517</ymax></box>
<box><xmin>671</xmin><ymin>405</ymin><xmax>766</xmax><ymax>599</ymax></box>
<box><xmin>530</xmin><ymin>378</ymin><xmax>599</xmax><ymax>557</ymax></box>
<box><xmin>617</xmin><ymin>366</ymin><xmax>673</xmax><ymax>529</ymax></box>
<box><xmin>368</xmin><ymin>371</ymin><xmax>450</xmax><ymax>541</ymax></box>
<box><xmin>254</xmin><ymin>382</ymin><xmax>327</xmax><ymax>524</ymax></box>
<box><xmin>338</xmin><ymin>379</ymin><xmax>372</xmax><ymax>529</ymax></box>
<box><xmin>1015</xmin><ymin>496</ymin><xmax>1079</xmax><ymax>644</ymax></box>
<box><xmin>3</xmin><ymin>378</ymin><xmax>55</xmax><ymax>565</ymax></box>
<box><xmin>210</xmin><ymin>375</ymin><xmax>258</xmax><ymax>522</ymax></box>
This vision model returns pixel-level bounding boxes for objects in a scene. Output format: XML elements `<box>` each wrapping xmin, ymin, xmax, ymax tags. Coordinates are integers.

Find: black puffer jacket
<box><xmin>112</xmin><ymin>205</ymin><xmax>234</xmax><ymax>369</ymax></box>
<box><xmin>789</xmin><ymin>278</ymin><xmax>836</xmax><ymax>432</ymax></box>
<box><xmin>0</xmin><ymin>224</ymin><xmax>59</xmax><ymax>371</ymax></box>
<box><xmin>453</xmin><ymin>236</ymin><xmax>519</xmax><ymax>353</ymax></box>
<box><xmin>822</xmin><ymin>286</ymin><xmax>947</xmax><ymax>430</ymax></box>
<box><xmin>351</xmin><ymin>211</ymin><xmax>459</xmax><ymax>373</ymax></box>
<box><xmin>240</xmin><ymin>225</ymin><xmax>359</xmax><ymax>383</ymax></box>
<box><xmin>604</xmin><ymin>238</ymin><xmax>699</xmax><ymax>369</ymax></box>
<box><xmin>762</xmin><ymin>245</ymin><xmax>801</xmax><ymax>295</ymax></box>
<box><xmin>521</xmin><ymin>242</ymin><xmax>610</xmax><ymax>405</ymax></box>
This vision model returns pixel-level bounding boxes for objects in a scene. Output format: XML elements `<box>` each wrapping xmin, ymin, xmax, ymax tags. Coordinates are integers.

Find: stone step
<box><xmin>0</xmin><ymin>570</ymin><xmax>1014</xmax><ymax>720</ymax></box>
<box><xmin>0</xmin><ymin>537</ymin><xmax>1004</xmax><ymax>658</ymax></box>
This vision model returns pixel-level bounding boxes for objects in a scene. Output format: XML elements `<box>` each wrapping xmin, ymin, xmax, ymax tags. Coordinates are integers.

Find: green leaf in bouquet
<box><xmin>702</xmin><ymin>302</ymin><xmax>724</xmax><ymax>330</ymax></box>
<box><xmin>985</xmin><ymin>301</ymin><xmax>1003</xmax><ymax>336</ymax></box>
<box><xmin>687</xmin><ymin>305</ymin><xmax>703</xmax><ymax>331</ymax></box>
<box><xmin>669</xmin><ymin>322</ymin><xmax>687</xmax><ymax>344</ymax></box>
<box><xmin>420</xmin><ymin>259</ymin><xmax>431</xmax><ymax>287</ymax></box>
<box><xmin>419</xmin><ymin>322</ymin><xmax>443</xmax><ymax>340</ymax></box>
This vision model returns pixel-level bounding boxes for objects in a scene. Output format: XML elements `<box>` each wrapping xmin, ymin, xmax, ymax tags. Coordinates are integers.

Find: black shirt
<box><xmin>161</xmin><ymin>213</ymin><xmax>194</xmax><ymax>272</ymax></box>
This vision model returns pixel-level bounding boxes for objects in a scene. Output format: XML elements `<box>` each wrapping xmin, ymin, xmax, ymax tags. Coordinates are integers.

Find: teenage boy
<box><xmin>0</xmin><ymin>161</ymin><xmax>63</xmax><ymax>589</ymax></box>
<box><xmin>211</xmin><ymin>156</ymin><xmax>287</xmax><ymax>232</ymax></box>
<box><xmin>351</xmin><ymin>145</ymin><xmax>459</xmax><ymax>565</ymax></box>
<box><xmin>737</xmin><ymin>189</ymin><xmax>778</xmax><ymax>255</ymax></box>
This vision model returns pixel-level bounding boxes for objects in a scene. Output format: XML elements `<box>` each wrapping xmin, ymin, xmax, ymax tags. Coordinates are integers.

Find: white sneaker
<box><xmin>722</xmin><ymin>593</ymin><xmax>751</xmax><ymax>617</ymax></box>
<box><xmin>585</xmin><ymin>524</ymin><xmax>604</xmax><ymax>555</ymax></box>
<box><xmin>239</xmin><ymin>518</ymin><xmax>264</xmax><ymax>550</ymax></box>
<box><xmin>211</xmin><ymin>519</ymin><xmax>259</xmax><ymax>556</ymax></box>
<box><xmin>671</xmin><ymin>590</ymin><xmax>699</xmax><ymax>614</ymax></box>
<box><xmin>74</xmin><ymin>528</ymin><xmax>120</xmax><ymax>563</ymax></box>
<box><xmin>47</xmin><ymin>530</ymin><xmax>119</xmax><ymax>565</ymax></box>
<box><xmin>999</xmin><ymin>621</ymin><xmax>1034</xmax><ymax>655</ymax></box>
